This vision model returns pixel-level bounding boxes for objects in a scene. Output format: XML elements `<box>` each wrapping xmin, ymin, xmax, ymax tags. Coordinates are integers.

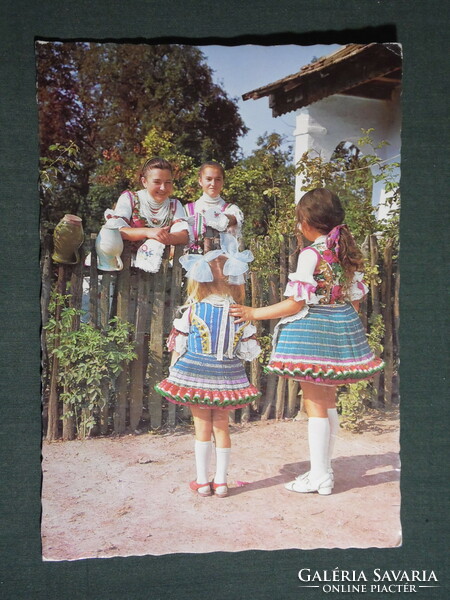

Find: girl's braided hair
<box><xmin>140</xmin><ymin>157</ymin><xmax>173</xmax><ymax>179</ymax></box>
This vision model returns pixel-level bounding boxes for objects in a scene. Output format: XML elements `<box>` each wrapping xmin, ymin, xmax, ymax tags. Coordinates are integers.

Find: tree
<box><xmin>226</xmin><ymin>135</ymin><xmax>295</xmax><ymax>235</ymax></box>
<box><xmin>225</xmin><ymin>133</ymin><xmax>295</xmax><ymax>277</ymax></box>
<box><xmin>74</xmin><ymin>43</ymin><xmax>247</xmax><ymax>165</ymax></box>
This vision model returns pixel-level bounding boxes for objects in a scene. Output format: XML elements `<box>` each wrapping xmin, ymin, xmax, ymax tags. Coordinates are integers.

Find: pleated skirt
<box><xmin>266</xmin><ymin>304</ymin><xmax>384</xmax><ymax>385</ymax></box>
<box><xmin>155</xmin><ymin>352</ymin><xmax>261</xmax><ymax>410</ymax></box>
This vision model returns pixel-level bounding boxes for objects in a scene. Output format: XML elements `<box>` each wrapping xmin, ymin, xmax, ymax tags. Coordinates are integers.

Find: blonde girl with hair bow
<box><xmin>155</xmin><ymin>234</ymin><xmax>260</xmax><ymax>498</ymax></box>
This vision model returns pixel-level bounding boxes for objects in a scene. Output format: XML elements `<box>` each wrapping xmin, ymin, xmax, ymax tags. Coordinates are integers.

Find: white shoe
<box><xmin>295</xmin><ymin>468</ymin><xmax>334</xmax><ymax>488</ymax></box>
<box><xmin>285</xmin><ymin>473</ymin><xmax>333</xmax><ymax>495</ymax></box>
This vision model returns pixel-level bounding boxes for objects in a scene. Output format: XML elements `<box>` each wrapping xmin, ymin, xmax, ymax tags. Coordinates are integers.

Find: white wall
<box><xmin>293</xmin><ymin>92</ymin><xmax>401</xmax><ymax>220</ymax></box>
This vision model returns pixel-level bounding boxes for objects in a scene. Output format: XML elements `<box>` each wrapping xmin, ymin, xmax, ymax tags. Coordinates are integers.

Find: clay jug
<box><xmin>52</xmin><ymin>214</ymin><xmax>84</xmax><ymax>264</ymax></box>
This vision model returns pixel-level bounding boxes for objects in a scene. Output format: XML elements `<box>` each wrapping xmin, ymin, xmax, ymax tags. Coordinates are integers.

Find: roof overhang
<box><xmin>242</xmin><ymin>43</ymin><xmax>402</xmax><ymax>117</ymax></box>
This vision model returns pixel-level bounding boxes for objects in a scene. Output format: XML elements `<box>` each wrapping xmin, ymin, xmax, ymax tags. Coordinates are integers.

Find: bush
<box><xmin>45</xmin><ymin>292</ymin><xmax>137</xmax><ymax>438</ymax></box>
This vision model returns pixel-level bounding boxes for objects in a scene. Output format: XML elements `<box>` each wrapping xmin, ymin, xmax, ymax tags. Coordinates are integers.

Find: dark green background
<box><xmin>1</xmin><ymin>1</ymin><xmax>448</xmax><ymax>598</ymax></box>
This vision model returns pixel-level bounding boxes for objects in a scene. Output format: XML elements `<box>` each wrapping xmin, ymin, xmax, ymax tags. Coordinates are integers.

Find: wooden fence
<box><xmin>41</xmin><ymin>232</ymin><xmax>399</xmax><ymax>440</ymax></box>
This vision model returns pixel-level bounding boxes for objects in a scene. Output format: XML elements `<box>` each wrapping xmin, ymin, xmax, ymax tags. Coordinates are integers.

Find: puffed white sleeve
<box><xmin>284</xmin><ymin>247</ymin><xmax>320</xmax><ymax>304</ymax></box>
<box><xmin>167</xmin><ymin>307</ymin><xmax>190</xmax><ymax>355</ymax></box>
<box><xmin>347</xmin><ymin>271</ymin><xmax>369</xmax><ymax>301</ymax></box>
<box><xmin>225</xmin><ymin>203</ymin><xmax>244</xmax><ymax>237</ymax></box>
<box><xmin>235</xmin><ymin>323</ymin><xmax>261</xmax><ymax>361</ymax></box>
<box><xmin>169</xmin><ymin>199</ymin><xmax>189</xmax><ymax>234</ymax></box>
<box><xmin>102</xmin><ymin>191</ymin><xmax>134</xmax><ymax>229</ymax></box>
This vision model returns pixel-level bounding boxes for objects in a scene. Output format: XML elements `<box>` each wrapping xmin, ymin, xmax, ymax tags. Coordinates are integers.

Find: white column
<box><xmin>293</xmin><ymin>109</ymin><xmax>329</xmax><ymax>204</ymax></box>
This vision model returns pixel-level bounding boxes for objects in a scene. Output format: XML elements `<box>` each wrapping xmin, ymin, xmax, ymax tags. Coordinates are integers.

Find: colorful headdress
<box><xmin>179</xmin><ymin>233</ymin><xmax>253</xmax><ymax>284</ymax></box>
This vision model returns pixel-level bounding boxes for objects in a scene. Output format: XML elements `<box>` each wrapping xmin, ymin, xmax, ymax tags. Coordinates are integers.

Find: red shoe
<box><xmin>189</xmin><ymin>480</ymin><xmax>212</xmax><ymax>497</ymax></box>
<box><xmin>212</xmin><ymin>482</ymin><xmax>228</xmax><ymax>498</ymax></box>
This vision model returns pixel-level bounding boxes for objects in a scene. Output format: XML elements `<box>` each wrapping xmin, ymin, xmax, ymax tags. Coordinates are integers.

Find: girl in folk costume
<box><xmin>230</xmin><ymin>189</ymin><xmax>384</xmax><ymax>496</ymax></box>
<box><xmin>155</xmin><ymin>234</ymin><xmax>261</xmax><ymax>498</ymax></box>
<box><xmin>103</xmin><ymin>157</ymin><xmax>189</xmax><ymax>272</ymax></box>
<box><xmin>185</xmin><ymin>161</ymin><xmax>244</xmax><ymax>253</ymax></box>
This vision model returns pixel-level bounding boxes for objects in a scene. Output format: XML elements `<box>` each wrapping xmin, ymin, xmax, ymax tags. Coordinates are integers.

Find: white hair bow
<box><xmin>220</xmin><ymin>233</ymin><xmax>254</xmax><ymax>284</ymax></box>
<box><xmin>179</xmin><ymin>249</ymin><xmax>224</xmax><ymax>282</ymax></box>
<box><xmin>179</xmin><ymin>233</ymin><xmax>253</xmax><ymax>284</ymax></box>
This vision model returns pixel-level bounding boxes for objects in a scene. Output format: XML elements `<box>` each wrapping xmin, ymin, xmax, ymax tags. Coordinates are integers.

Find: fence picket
<box><xmin>167</xmin><ymin>246</ymin><xmax>184</xmax><ymax>427</ymax></box>
<box><xmin>114</xmin><ymin>243</ymin><xmax>132</xmax><ymax>433</ymax></box>
<box><xmin>287</xmin><ymin>379</ymin><xmax>299</xmax><ymax>418</ymax></box>
<box><xmin>147</xmin><ymin>254</ymin><xmax>170</xmax><ymax>430</ymax></box>
<box><xmin>46</xmin><ymin>264</ymin><xmax>68</xmax><ymax>441</ymax></box>
<box><xmin>129</xmin><ymin>271</ymin><xmax>150</xmax><ymax>431</ymax></box>
<box><xmin>382</xmin><ymin>240</ymin><xmax>394</xmax><ymax>407</ymax></box>
<box><xmin>261</xmin><ymin>274</ymin><xmax>280</xmax><ymax>419</ymax></box>
<box><xmin>89</xmin><ymin>235</ymin><xmax>99</xmax><ymax>327</ymax></box>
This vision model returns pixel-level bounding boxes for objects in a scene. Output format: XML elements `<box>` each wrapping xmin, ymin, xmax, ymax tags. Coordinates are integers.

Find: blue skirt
<box><xmin>266</xmin><ymin>304</ymin><xmax>384</xmax><ymax>385</ymax></box>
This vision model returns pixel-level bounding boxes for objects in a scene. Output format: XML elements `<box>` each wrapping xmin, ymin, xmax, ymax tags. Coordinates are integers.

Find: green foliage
<box><xmin>39</xmin><ymin>141</ymin><xmax>81</xmax><ymax>231</ymax></box>
<box><xmin>363</xmin><ymin>259</ymin><xmax>382</xmax><ymax>289</ymax></box>
<box><xmin>366</xmin><ymin>313</ymin><xmax>385</xmax><ymax>357</ymax></box>
<box><xmin>45</xmin><ymin>292</ymin><xmax>137</xmax><ymax>438</ymax></box>
<box><xmin>257</xmin><ymin>335</ymin><xmax>273</xmax><ymax>365</ymax></box>
<box><xmin>226</xmin><ymin>133</ymin><xmax>295</xmax><ymax>280</ymax></box>
<box><xmin>40</xmin><ymin>141</ymin><xmax>80</xmax><ymax>185</ymax></box>
<box><xmin>337</xmin><ymin>381</ymin><xmax>373</xmax><ymax>431</ymax></box>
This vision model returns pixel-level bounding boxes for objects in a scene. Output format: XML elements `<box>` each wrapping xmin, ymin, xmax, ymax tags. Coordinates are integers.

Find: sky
<box><xmin>198</xmin><ymin>44</ymin><xmax>342</xmax><ymax>158</ymax></box>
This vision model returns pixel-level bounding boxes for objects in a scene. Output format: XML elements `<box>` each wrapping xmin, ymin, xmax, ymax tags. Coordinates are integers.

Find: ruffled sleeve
<box><xmin>167</xmin><ymin>306</ymin><xmax>191</xmax><ymax>354</ymax></box>
<box><xmin>284</xmin><ymin>247</ymin><xmax>320</xmax><ymax>304</ymax></box>
<box><xmin>224</xmin><ymin>203</ymin><xmax>244</xmax><ymax>238</ymax></box>
<box><xmin>170</xmin><ymin>199</ymin><xmax>189</xmax><ymax>234</ymax></box>
<box><xmin>236</xmin><ymin>323</ymin><xmax>261</xmax><ymax>361</ymax></box>
<box><xmin>100</xmin><ymin>191</ymin><xmax>135</xmax><ymax>229</ymax></box>
<box><xmin>347</xmin><ymin>271</ymin><xmax>369</xmax><ymax>301</ymax></box>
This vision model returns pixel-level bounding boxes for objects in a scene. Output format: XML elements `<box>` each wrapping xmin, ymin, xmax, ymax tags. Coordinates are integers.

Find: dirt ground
<box><xmin>41</xmin><ymin>408</ymin><xmax>401</xmax><ymax>561</ymax></box>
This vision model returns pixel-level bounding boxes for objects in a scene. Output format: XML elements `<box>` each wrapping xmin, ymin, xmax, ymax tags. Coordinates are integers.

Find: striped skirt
<box><xmin>155</xmin><ymin>352</ymin><xmax>261</xmax><ymax>410</ymax></box>
<box><xmin>266</xmin><ymin>304</ymin><xmax>384</xmax><ymax>385</ymax></box>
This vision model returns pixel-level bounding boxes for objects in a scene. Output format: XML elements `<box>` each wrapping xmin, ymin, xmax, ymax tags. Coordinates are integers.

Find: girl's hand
<box><xmin>229</xmin><ymin>304</ymin><xmax>254</xmax><ymax>324</ymax></box>
<box><xmin>146</xmin><ymin>226</ymin><xmax>171</xmax><ymax>244</ymax></box>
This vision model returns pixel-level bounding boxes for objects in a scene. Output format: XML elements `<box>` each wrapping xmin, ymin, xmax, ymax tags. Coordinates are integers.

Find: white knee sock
<box><xmin>308</xmin><ymin>417</ymin><xmax>330</xmax><ymax>480</ymax></box>
<box><xmin>327</xmin><ymin>408</ymin><xmax>340</xmax><ymax>469</ymax></box>
<box><xmin>195</xmin><ymin>440</ymin><xmax>213</xmax><ymax>484</ymax></box>
<box><xmin>214</xmin><ymin>447</ymin><xmax>231</xmax><ymax>484</ymax></box>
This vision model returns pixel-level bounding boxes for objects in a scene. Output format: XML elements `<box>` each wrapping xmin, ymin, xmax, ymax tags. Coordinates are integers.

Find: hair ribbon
<box><xmin>179</xmin><ymin>233</ymin><xmax>254</xmax><ymax>284</ymax></box>
<box><xmin>179</xmin><ymin>249</ymin><xmax>223</xmax><ymax>282</ymax></box>
<box><xmin>326</xmin><ymin>224</ymin><xmax>348</xmax><ymax>255</ymax></box>
<box><xmin>220</xmin><ymin>233</ymin><xmax>254</xmax><ymax>284</ymax></box>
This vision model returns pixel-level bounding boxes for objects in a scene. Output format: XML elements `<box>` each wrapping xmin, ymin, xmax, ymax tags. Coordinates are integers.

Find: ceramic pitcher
<box><xmin>95</xmin><ymin>225</ymin><xmax>124</xmax><ymax>271</ymax></box>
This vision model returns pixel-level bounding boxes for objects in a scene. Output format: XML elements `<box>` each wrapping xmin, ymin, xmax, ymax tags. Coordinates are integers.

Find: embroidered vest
<box><xmin>188</xmin><ymin>302</ymin><xmax>246</xmax><ymax>359</ymax></box>
<box><xmin>310</xmin><ymin>242</ymin><xmax>347</xmax><ymax>305</ymax></box>
<box><xmin>185</xmin><ymin>201</ymin><xmax>230</xmax><ymax>252</ymax></box>
<box><xmin>123</xmin><ymin>190</ymin><xmax>178</xmax><ymax>228</ymax></box>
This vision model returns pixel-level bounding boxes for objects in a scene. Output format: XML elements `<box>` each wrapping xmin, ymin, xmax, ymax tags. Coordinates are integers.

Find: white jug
<box><xmin>95</xmin><ymin>225</ymin><xmax>124</xmax><ymax>271</ymax></box>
